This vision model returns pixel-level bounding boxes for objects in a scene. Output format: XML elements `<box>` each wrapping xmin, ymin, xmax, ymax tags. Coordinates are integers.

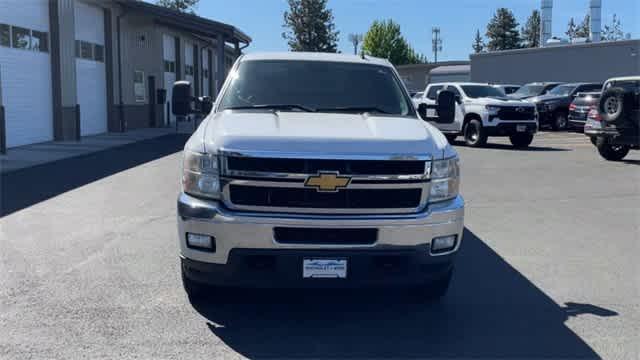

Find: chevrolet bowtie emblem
<box><xmin>304</xmin><ymin>172</ymin><xmax>352</xmax><ymax>192</ymax></box>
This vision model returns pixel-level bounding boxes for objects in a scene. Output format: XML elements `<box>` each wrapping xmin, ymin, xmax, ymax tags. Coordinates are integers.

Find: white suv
<box><xmin>416</xmin><ymin>83</ymin><xmax>538</xmax><ymax>148</ymax></box>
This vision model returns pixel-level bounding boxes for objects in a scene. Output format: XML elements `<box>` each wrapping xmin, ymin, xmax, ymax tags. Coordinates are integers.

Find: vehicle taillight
<box><xmin>587</xmin><ymin>105</ymin><xmax>602</xmax><ymax>121</ymax></box>
<box><xmin>569</xmin><ymin>103</ymin><xmax>577</xmax><ymax>111</ymax></box>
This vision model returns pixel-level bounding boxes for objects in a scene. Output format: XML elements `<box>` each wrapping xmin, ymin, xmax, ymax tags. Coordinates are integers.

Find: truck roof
<box><xmin>428</xmin><ymin>82</ymin><xmax>490</xmax><ymax>87</ymax></box>
<box><xmin>240</xmin><ymin>52</ymin><xmax>390</xmax><ymax>66</ymax></box>
<box><xmin>605</xmin><ymin>76</ymin><xmax>640</xmax><ymax>82</ymax></box>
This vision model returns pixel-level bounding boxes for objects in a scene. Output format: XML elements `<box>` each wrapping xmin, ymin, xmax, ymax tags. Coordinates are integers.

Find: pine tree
<box><xmin>156</xmin><ymin>0</ymin><xmax>199</xmax><ymax>13</ymax></box>
<box><xmin>602</xmin><ymin>14</ymin><xmax>624</xmax><ymax>41</ymax></box>
<box><xmin>486</xmin><ymin>8</ymin><xmax>521</xmax><ymax>51</ymax></box>
<box><xmin>282</xmin><ymin>0</ymin><xmax>339</xmax><ymax>52</ymax></box>
<box><xmin>575</xmin><ymin>14</ymin><xmax>591</xmax><ymax>38</ymax></box>
<box><xmin>521</xmin><ymin>10</ymin><xmax>541</xmax><ymax>48</ymax></box>
<box><xmin>566</xmin><ymin>18</ymin><xmax>577</xmax><ymax>41</ymax></box>
<box><xmin>472</xmin><ymin>29</ymin><xmax>485</xmax><ymax>53</ymax></box>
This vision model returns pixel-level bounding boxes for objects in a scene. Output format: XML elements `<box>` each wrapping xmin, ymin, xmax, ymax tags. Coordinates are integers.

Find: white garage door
<box><xmin>0</xmin><ymin>1</ymin><xmax>53</xmax><ymax>148</ymax></box>
<box><xmin>74</xmin><ymin>1</ymin><xmax>107</xmax><ymax>136</ymax></box>
<box><xmin>163</xmin><ymin>34</ymin><xmax>176</xmax><ymax>125</ymax></box>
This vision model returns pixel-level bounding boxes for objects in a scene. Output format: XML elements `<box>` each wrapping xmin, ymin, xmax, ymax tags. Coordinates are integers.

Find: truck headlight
<box><xmin>429</xmin><ymin>157</ymin><xmax>459</xmax><ymax>203</ymax></box>
<box><xmin>485</xmin><ymin>105</ymin><xmax>500</xmax><ymax>115</ymax></box>
<box><xmin>182</xmin><ymin>150</ymin><xmax>220</xmax><ymax>199</ymax></box>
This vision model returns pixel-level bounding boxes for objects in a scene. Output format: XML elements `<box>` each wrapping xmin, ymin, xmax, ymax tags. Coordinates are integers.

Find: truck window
<box><xmin>218</xmin><ymin>60</ymin><xmax>413</xmax><ymax>116</ymax></box>
<box><xmin>577</xmin><ymin>84</ymin><xmax>602</xmax><ymax>93</ymax></box>
<box><xmin>460</xmin><ymin>85</ymin><xmax>504</xmax><ymax>98</ymax></box>
<box><xmin>426</xmin><ymin>85</ymin><xmax>444</xmax><ymax>100</ymax></box>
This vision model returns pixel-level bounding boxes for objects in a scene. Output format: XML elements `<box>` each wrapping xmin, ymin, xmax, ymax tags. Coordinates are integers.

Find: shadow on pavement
<box><xmin>1</xmin><ymin>134</ymin><xmax>188</xmax><ymax>217</ymax></box>
<box><xmin>191</xmin><ymin>228</ymin><xmax>613</xmax><ymax>359</ymax></box>
<box><xmin>451</xmin><ymin>140</ymin><xmax>570</xmax><ymax>152</ymax></box>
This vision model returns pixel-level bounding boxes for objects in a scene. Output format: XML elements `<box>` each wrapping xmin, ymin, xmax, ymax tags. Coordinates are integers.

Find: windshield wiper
<box><xmin>316</xmin><ymin>106</ymin><xmax>391</xmax><ymax>114</ymax></box>
<box><xmin>225</xmin><ymin>104</ymin><xmax>316</xmax><ymax>112</ymax></box>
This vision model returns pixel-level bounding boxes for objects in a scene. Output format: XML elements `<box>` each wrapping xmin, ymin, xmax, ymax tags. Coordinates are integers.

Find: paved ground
<box><xmin>1</xmin><ymin>131</ymin><xmax>638</xmax><ymax>359</ymax></box>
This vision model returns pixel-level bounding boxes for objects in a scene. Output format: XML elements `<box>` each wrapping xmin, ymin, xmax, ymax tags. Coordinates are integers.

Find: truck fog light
<box><xmin>431</xmin><ymin>235</ymin><xmax>457</xmax><ymax>254</ymax></box>
<box><xmin>186</xmin><ymin>233</ymin><xmax>215</xmax><ymax>251</ymax></box>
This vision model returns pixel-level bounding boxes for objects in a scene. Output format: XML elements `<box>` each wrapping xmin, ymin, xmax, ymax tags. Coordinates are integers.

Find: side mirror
<box><xmin>417</xmin><ymin>103</ymin><xmax>428</xmax><ymax>120</ymax></box>
<box><xmin>198</xmin><ymin>96</ymin><xmax>214</xmax><ymax>114</ymax></box>
<box><xmin>434</xmin><ymin>90</ymin><xmax>456</xmax><ymax>124</ymax></box>
<box><xmin>172</xmin><ymin>81</ymin><xmax>193</xmax><ymax>116</ymax></box>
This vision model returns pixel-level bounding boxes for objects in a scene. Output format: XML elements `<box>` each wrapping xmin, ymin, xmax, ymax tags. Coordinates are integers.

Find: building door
<box><xmin>74</xmin><ymin>1</ymin><xmax>107</xmax><ymax>136</ymax></box>
<box><xmin>0</xmin><ymin>1</ymin><xmax>53</xmax><ymax>147</ymax></box>
<box><xmin>162</xmin><ymin>34</ymin><xmax>176</xmax><ymax>125</ymax></box>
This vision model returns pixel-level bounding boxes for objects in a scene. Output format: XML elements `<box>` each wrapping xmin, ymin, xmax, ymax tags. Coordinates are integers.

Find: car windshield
<box><xmin>512</xmin><ymin>84</ymin><xmax>544</xmax><ymax>96</ymax></box>
<box><xmin>218</xmin><ymin>60</ymin><xmax>412</xmax><ymax>116</ymax></box>
<box><xmin>547</xmin><ymin>84</ymin><xmax>576</xmax><ymax>96</ymax></box>
<box><xmin>461</xmin><ymin>85</ymin><xmax>505</xmax><ymax>98</ymax></box>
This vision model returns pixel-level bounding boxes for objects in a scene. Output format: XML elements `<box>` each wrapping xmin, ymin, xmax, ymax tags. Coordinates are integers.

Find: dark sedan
<box><xmin>528</xmin><ymin>83</ymin><xmax>603</xmax><ymax>130</ymax></box>
<box><xmin>509</xmin><ymin>82</ymin><xmax>563</xmax><ymax>100</ymax></box>
<box><xmin>568</xmin><ymin>92</ymin><xmax>601</xmax><ymax>131</ymax></box>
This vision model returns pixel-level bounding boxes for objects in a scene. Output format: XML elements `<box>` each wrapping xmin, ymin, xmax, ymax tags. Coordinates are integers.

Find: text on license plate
<box><xmin>303</xmin><ymin>258</ymin><xmax>347</xmax><ymax>278</ymax></box>
<box><xmin>516</xmin><ymin>125</ymin><xmax>527</xmax><ymax>132</ymax></box>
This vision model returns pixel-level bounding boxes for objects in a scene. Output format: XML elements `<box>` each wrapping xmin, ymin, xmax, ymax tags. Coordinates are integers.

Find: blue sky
<box><xmin>192</xmin><ymin>0</ymin><xmax>638</xmax><ymax>61</ymax></box>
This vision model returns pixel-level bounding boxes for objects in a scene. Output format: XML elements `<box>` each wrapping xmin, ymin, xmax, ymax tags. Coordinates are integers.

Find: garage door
<box><xmin>163</xmin><ymin>34</ymin><xmax>176</xmax><ymax>125</ymax></box>
<box><xmin>74</xmin><ymin>1</ymin><xmax>107</xmax><ymax>136</ymax></box>
<box><xmin>0</xmin><ymin>1</ymin><xmax>53</xmax><ymax>148</ymax></box>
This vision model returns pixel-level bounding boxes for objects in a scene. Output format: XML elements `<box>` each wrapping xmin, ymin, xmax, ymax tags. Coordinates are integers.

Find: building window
<box><xmin>94</xmin><ymin>44</ymin><xmax>104</xmax><ymax>62</ymax></box>
<box><xmin>0</xmin><ymin>24</ymin><xmax>9</xmax><ymax>47</ymax></box>
<box><xmin>31</xmin><ymin>30</ymin><xmax>48</xmax><ymax>52</ymax></box>
<box><xmin>164</xmin><ymin>60</ymin><xmax>176</xmax><ymax>73</ymax></box>
<box><xmin>185</xmin><ymin>65</ymin><xmax>194</xmax><ymax>76</ymax></box>
<box><xmin>134</xmin><ymin>70</ymin><xmax>146</xmax><ymax>102</ymax></box>
<box><xmin>80</xmin><ymin>41</ymin><xmax>92</xmax><ymax>59</ymax></box>
<box><xmin>12</xmin><ymin>26</ymin><xmax>30</xmax><ymax>49</ymax></box>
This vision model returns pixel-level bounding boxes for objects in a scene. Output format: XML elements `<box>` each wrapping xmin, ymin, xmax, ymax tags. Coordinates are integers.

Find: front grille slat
<box><xmin>274</xmin><ymin>227</ymin><xmax>377</xmax><ymax>245</ymax></box>
<box><xmin>229</xmin><ymin>185</ymin><xmax>422</xmax><ymax>209</ymax></box>
<box><xmin>498</xmin><ymin>106</ymin><xmax>536</xmax><ymax>121</ymax></box>
<box><xmin>227</xmin><ymin>157</ymin><xmax>425</xmax><ymax>175</ymax></box>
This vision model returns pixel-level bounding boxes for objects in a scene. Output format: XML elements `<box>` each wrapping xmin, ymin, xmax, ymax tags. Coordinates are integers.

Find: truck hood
<box><xmin>465</xmin><ymin>97</ymin><xmax>533</xmax><ymax>106</ymax></box>
<box><xmin>527</xmin><ymin>94</ymin><xmax>567</xmax><ymax>103</ymax></box>
<box><xmin>196</xmin><ymin>110</ymin><xmax>453</xmax><ymax>159</ymax></box>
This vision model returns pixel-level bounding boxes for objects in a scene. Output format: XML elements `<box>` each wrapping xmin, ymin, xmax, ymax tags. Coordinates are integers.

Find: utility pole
<box><xmin>348</xmin><ymin>33</ymin><xmax>363</xmax><ymax>55</ymax></box>
<box><xmin>432</xmin><ymin>27</ymin><xmax>442</xmax><ymax>63</ymax></box>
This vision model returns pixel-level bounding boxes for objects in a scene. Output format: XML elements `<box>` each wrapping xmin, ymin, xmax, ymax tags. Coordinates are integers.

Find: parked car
<box><xmin>509</xmin><ymin>82</ymin><xmax>563</xmax><ymax>100</ymax></box>
<box><xmin>415</xmin><ymin>82</ymin><xmax>537</xmax><ymax>148</ymax></box>
<box><xmin>529</xmin><ymin>83</ymin><xmax>603</xmax><ymax>130</ymax></box>
<box><xmin>411</xmin><ymin>91</ymin><xmax>424</xmax><ymax>108</ymax></box>
<box><xmin>173</xmin><ymin>52</ymin><xmax>464</xmax><ymax>300</ymax></box>
<box><xmin>492</xmin><ymin>84</ymin><xmax>521</xmax><ymax>96</ymax></box>
<box><xmin>584</xmin><ymin>76</ymin><xmax>640</xmax><ymax>161</ymax></box>
<box><xmin>568</xmin><ymin>92</ymin><xmax>601</xmax><ymax>131</ymax></box>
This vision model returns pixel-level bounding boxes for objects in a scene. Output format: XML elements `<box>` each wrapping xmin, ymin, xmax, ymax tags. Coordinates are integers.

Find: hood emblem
<box><xmin>305</xmin><ymin>172</ymin><xmax>352</xmax><ymax>192</ymax></box>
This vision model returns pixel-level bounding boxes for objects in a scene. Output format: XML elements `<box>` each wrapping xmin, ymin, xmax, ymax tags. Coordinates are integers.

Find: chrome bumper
<box><xmin>177</xmin><ymin>193</ymin><xmax>465</xmax><ymax>264</ymax></box>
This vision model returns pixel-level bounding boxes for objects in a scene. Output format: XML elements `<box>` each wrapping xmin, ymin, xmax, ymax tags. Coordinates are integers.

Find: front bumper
<box><xmin>177</xmin><ymin>193</ymin><xmax>464</xmax><ymax>287</ymax></box>
<box><xmin>485</xmin><ymin>122</ymin><xmax>537</xmax><ymax>136</ymax></box>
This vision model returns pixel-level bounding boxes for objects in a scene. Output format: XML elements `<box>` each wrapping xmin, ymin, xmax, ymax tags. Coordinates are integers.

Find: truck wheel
<box><xmin>597</xmin><ymin>142</ymin><xmax>630</xmax><ymax>161</ymax></box>
<box><xmin>181</xmin><ymin>261</ymin><xmax>208</xmax><ymax>301</ymax></box>
<box><xmin>599</xmin><ymin>87</ymin><xmax>633</xmax><ymax>124</ymax></box>
<box><xmin>463</xmin><ymin>119</ymin><xmax>487</xmax><ymax>147</ymax></box>
<box><xmin>410</xmin><ymin>268</ymin><xmax>453</xmax><ymax>302</ymax></box>
<box><xmin>509</xmin><ymin>133</ymin><xmax>534</xmax><ymax>148</ymax></box>
<box><xmin>552</xmin><ymin>112</ymin><xmax>568</xmax><ymax>131</ymax></box>
<box><xmin>445</xmin><ymin>134</ymin><xmax>457</xmax><ymax>143</ymax></box>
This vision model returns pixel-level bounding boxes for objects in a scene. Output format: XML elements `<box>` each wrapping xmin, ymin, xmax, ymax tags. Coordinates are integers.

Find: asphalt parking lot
<box><xmin>1</xmin><ymin>131</ymin><xmax>638</xmax><ymax>359</ymax></box>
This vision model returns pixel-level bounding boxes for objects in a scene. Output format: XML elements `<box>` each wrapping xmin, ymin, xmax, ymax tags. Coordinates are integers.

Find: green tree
<box><xmin>486</xmin><ymin>8</ymin><xmax>521</xmax><ymax>51</ymax></box>
<box><xmin>282</xmin><ymin>0</ymin><xmax>339</xmax><ymax>52</ymax></box>
<box><xmin>602</xmin><ymin>14</ymin><xmax>624</xmax><ymax>41</ymax></box>
<box><xmin>472</xmin><ymin>29</ymin><xmax>485</xmax><ymax>53</ymax></box>
<box><xmin>566</xmin><ymin>17</ymin><xmax>577</xmax><ymax>41</ymax></box>
<box><xmin>521</xmin><ymin>10</ymin><xmax>541</xmax><ymax>48</ymax></box>
<box><xmin>156</xmin><ymin>0</ymin><xmax>199</xmax><ymax>13</ymax></box>
<box><xmin>362</xmin><ymin>19</ymin><xmax>426</xmax><ymax>65</ymax></box>
<box><xmin>575</xmin><ymin>14</ymin><xmax>591</xmax><ymax>38</ymax></box>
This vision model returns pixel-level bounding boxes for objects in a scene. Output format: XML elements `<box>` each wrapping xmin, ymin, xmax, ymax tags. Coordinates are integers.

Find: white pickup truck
<box><xmin>172</xmin><ymin>52</ymin><xmax>464</xmax><ymax>301</ymax></box>
<box><xmin>415</xmin><ymin>82</ymin><xmax>538</xmax><ymax>148</ymax></box>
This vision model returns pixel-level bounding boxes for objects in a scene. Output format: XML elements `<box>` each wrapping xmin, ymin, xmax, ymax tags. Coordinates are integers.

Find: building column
<box><xmin>50</xmin><ymin>0</ymin><xmax>79</xmax><ymax>141</ymax></box>
<box><xmin>215</xmin><ymin>33</ymin><xmax>225</xmax><ymax>94</ymax></box>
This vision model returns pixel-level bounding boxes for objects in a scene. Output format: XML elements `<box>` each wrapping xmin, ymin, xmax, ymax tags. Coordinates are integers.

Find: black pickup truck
<box><xmin>584</xmin><ymin>77</ymin><xmax>640</xmax><ymax>161</ymax></box>
<box><xmin>529</xmin><ymin>83</ymin><xmax>603</xmax><ymax>130</ymax></box>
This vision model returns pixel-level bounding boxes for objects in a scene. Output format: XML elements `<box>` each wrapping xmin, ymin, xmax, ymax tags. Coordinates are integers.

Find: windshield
<box><xmin>218</xmin><ymin>60</ymin><xmax>412</xmax><ymax>116</ymax></box>
<box><xmin>461</xmin><ymin>85</ymin><xmax>505</xmax><ymax>98</ymax></box>
<box><xmin>547</xmin><ymin>84</ymin><xmax>576</xmax><ymax>96</ymax></box>
<box><xmin>512</xmin><ymin>84</ymin><xmax>544</xmax><ymax>97</ymax></box>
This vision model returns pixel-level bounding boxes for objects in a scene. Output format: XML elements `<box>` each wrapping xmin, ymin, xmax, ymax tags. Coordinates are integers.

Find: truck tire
<box><xmin>445</xmin><ymin>134</ymin><xmax>457</xmax><ymax>143</ymax></box>
<box><xmin>181</xmin><ymin>261</ymin><xmax>208</xmax><ymax>301</ymax></box>
<box><xmin>463</xmin><ymin>119</ymin><xmax>487</xmax><ymax>147</ymax></box>
<box><xmin>410</xmin><ymin>268</ymin><xmax>453</xmax><ymax>302</ymax></box>
<box><xmin>597</xmin><ymin>142</ymin><xmax>630</xmax><ymax>161</ymax></box>
<box><xmin>509</xmin><ymin>133</ymin><xmax>534</xmax><ymax>148</ymax></box>
<box><xmin>552</xmin><ymin>111</ymin><xmax>568</xmax><ymax>131</ymax></box>
<box><xmin>599</xmin><ymin>87</ymin><xmax>633</xmax><ymax>124</ymax></box>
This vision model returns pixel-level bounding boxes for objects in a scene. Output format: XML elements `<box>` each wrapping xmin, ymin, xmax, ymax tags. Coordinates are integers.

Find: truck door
<box><xmin>439</xmin><ymin>85</ymin><xmax>464</xmax><ymax>132</ymax></box>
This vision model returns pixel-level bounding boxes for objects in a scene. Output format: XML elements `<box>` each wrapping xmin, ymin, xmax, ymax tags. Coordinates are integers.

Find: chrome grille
<box><xmin>220</xmin><ymin>151</ymin><xmax>431</xmax><ymax>215</ymax></box>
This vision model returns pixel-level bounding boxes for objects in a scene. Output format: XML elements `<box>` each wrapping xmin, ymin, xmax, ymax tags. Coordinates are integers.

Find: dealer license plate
<box><xmin>303</xmin><ymin>258</ymin><xmax>347</xmax><ymax>279</ymax></box>
<box><xmin>516</xmin><ymin>125</ymin><xmax>527</xmax><ymax>132</ymax></box>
